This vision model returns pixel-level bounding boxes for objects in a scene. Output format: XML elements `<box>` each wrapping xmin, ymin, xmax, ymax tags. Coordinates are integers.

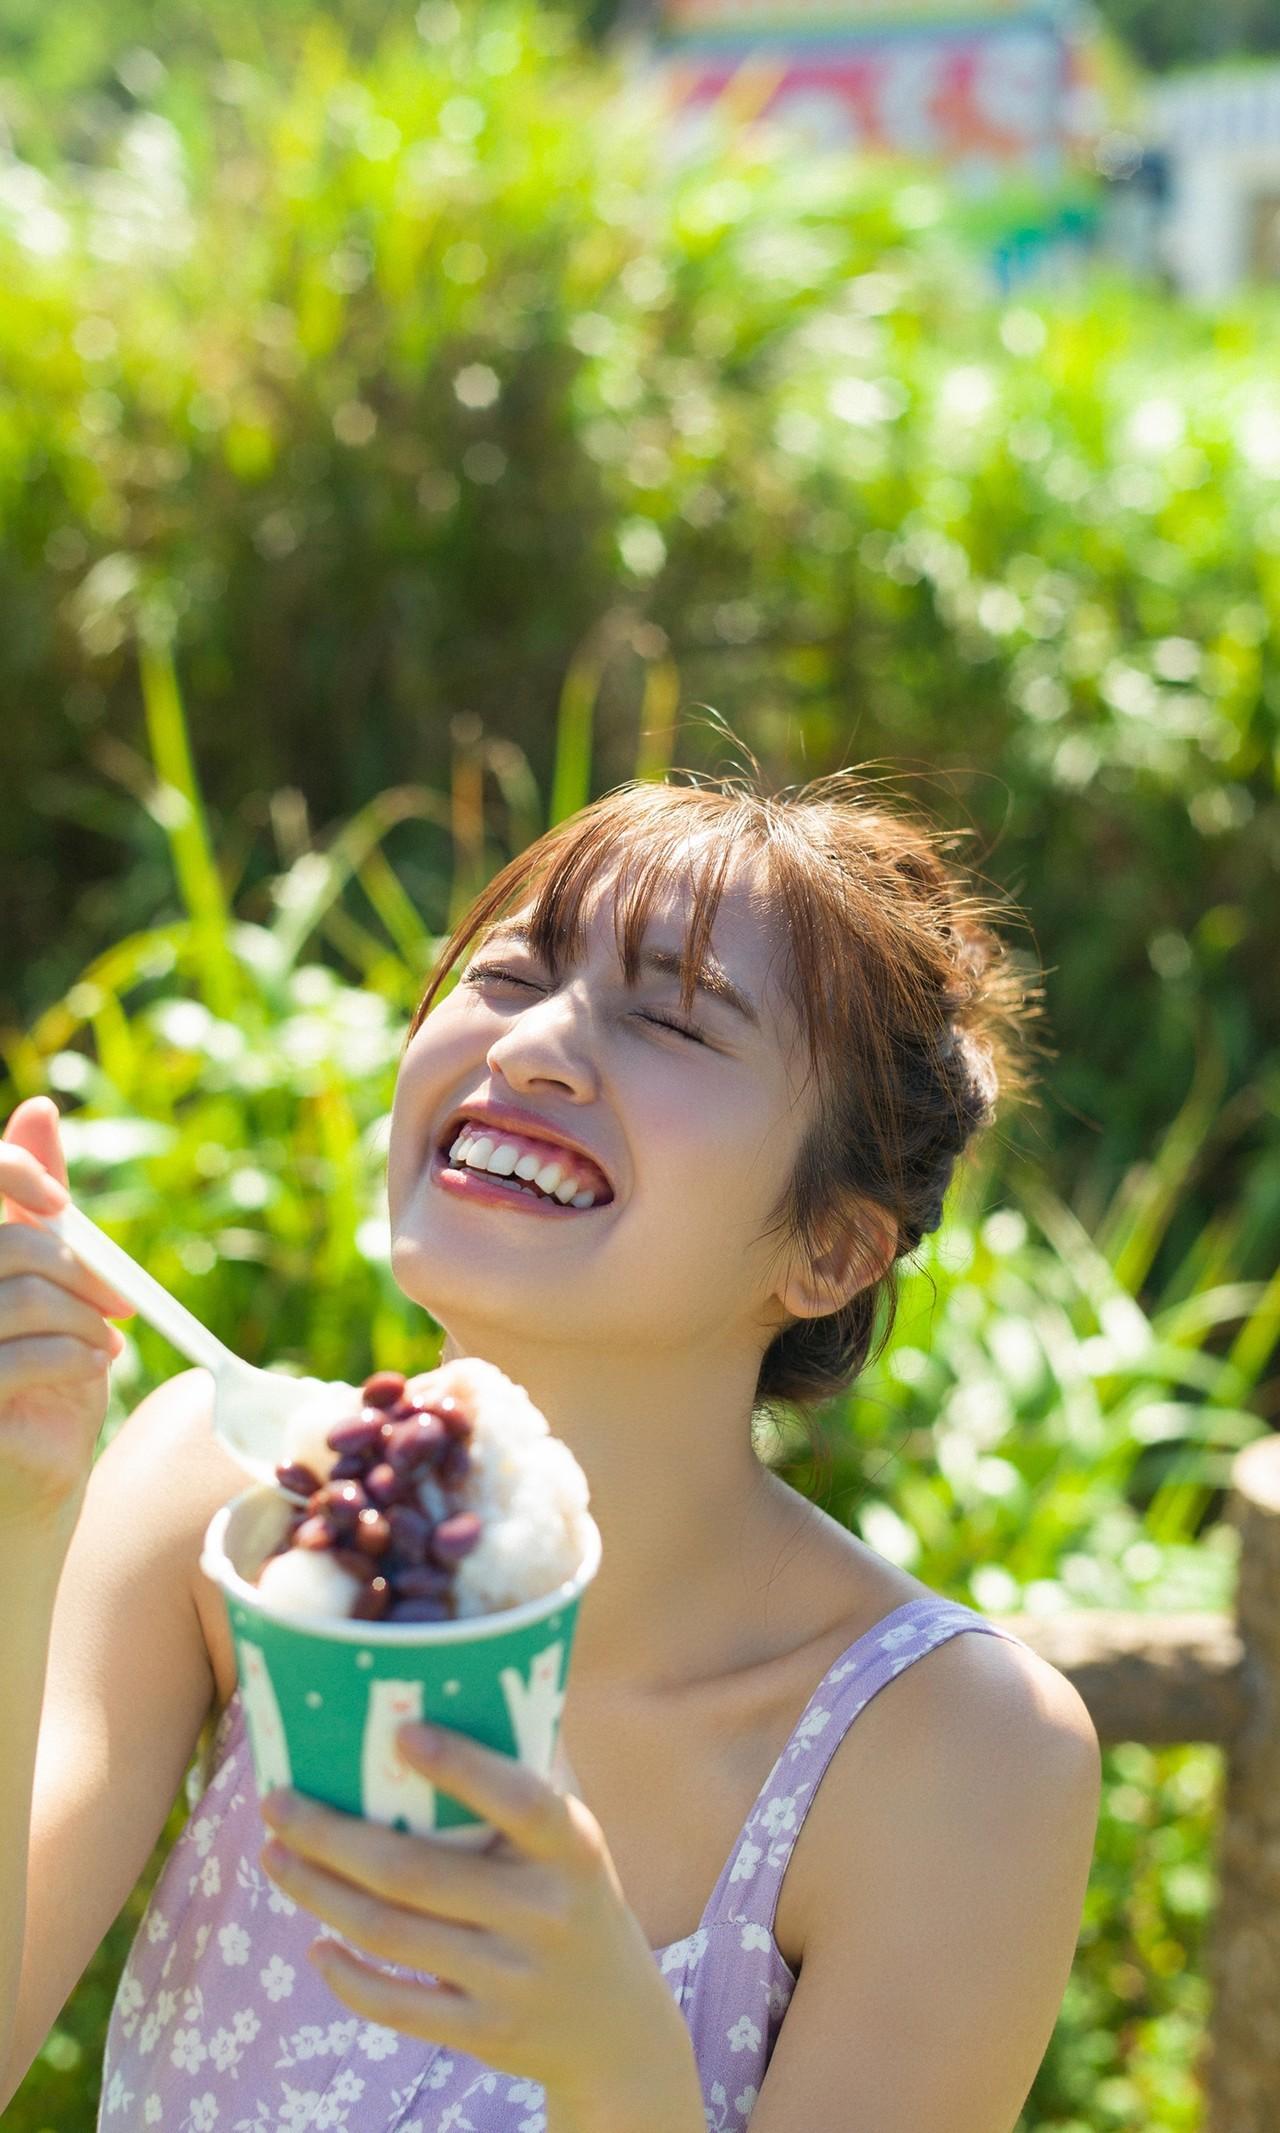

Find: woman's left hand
<box><xmin>258</xmin><ymin>1719</ymin><xmax>698</xmax><ymax>2120</ymax></box>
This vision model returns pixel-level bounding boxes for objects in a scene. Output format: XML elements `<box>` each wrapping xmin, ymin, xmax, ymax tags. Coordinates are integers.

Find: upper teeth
<box><xmin>447</xmin><ymin>1128</ymin><xmax>604</xmax><ymax>1208</ymax></box>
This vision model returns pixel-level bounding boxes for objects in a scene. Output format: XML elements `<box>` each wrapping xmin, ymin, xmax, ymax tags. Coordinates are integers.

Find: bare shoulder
<box><xmin>793</xmin><ymin>1612</ymin><xmax>1101</xmax><ymax>1964</ymax></box>
<box><xmin>750</xmin><ymin>1619</ymin><xmax>1102</xmax><ymax>2132</ymax></box>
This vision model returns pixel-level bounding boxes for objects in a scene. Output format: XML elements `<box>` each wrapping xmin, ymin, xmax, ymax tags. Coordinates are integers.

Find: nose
<box><xmin>483</xmin><ymin>980</ymin><xmax>598</xmax><ymax>1101</ymax></box>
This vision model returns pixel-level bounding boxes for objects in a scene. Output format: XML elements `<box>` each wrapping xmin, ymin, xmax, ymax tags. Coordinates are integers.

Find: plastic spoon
<box><xmin>35</xmin><ymin>1198</ymin><xmax>360</xmax><ymax>1487</ymax></box>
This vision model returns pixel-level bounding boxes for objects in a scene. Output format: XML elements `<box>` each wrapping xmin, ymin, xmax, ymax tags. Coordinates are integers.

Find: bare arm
<box><xmin>0</xmin><ymin>1371</ymin><xmax>225</xmax><ymax>2111</ymax></box>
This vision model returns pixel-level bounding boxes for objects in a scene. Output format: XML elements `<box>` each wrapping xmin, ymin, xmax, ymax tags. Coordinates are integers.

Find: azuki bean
<box><xmin>351</xmin><ymin>1576</ymin><xmax>392</xmax><ymax>1620</ymax></box>
<box><xmin>429</xmin><ymin>1510</ymin><xmax>482</xmax><ymax>1564</ymax></box>
<box><xmin>293</xmin><ymin>1515</ymin><xmax>336</xmax><ymax>1550</ymax></box>
<box><xmin>361</xmin><ymin>1370</ymin><xmax>406</xmax><ymax>1410</ymax></box>
<box><xmin>275</xmin><ymin>1461</ymin><xmax>322</xmax><ymax>1498</ymax></box>
<box><xmin>352</xmin><ymin>1507</ymin><xmax>392</xmax><ymax>1557</ymax></box>
<box><xmin>326</xmin><ymin>1415</ymin><xmax>386</xmax><ymax>1460</ymax></box>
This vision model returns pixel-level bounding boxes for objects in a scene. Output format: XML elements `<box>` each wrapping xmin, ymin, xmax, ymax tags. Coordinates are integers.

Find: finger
<box><xmin>259</xmin><ymin>1788</ymin><xmax>534</xmax><ymax>1931</ymax></box>
<box><xmin>306</xmin><ymin>1939</ymin><xmax>481</xmax><ymax>2049</ymax></box>
<box><xmin>0</xmin><ymin>1225</ymin><xmax>136</xmax><ymax>1321</ymax></box>
<box><xmin>259</xmin><ymin>1839</ymin><xmax>503</xmax><ymax>1992</ymax></box>
<box><xmin>0</xmin><ymin>1273</ymin><xmax>126</xmax><ymax>1356</ymax></box>
<box><xmin>0</xmin><ymin>1334</ymin><xmax>114</xmax><ymax>1390</ymax></box>
<box><xmin>395</xmin><ymin>1723</ymin><xmax>580</xmax><ymax>1864</ymax></box>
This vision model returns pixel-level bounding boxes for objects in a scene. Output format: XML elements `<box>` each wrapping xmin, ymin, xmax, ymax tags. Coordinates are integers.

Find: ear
<box><xmin>774</xmin><ymin>1198</ymin><xmax>899</xmax><ymax>1324</ymax></box>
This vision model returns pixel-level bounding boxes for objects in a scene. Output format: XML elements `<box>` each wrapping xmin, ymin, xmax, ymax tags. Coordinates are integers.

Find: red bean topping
<box><xmin>293</xmin><ymin>1515</ymin><xmax>337</xmax><ymax>1550</ymax></box>
<box><xmin>364</xmin><ymin>1460</ymin><xmax>409</xmax><ymax>1507</ymax></box>
<box><xmin>385</xmin><ymin>1595</ymin><xmax>452</xmax><ymax>1623</ymax></box>
<box><xmin>362</xmin><ymin>1370</ymin><xmax>407</xmax><ymax>1409</ymax></box>
<box><xmin>352</xmin><ymin>1507</ymin><xmax>392</xmax><ymax>1557</ymax></box>
<box><xmin>326</xmin><ymin>1415</ymin><xmax>387</xmax><ymax>1460</ymax></box>
<box><xmin>351</xmin><ymin>1576</ymin><xmax>392</xmax><ymax>1620</ymax></box>
<box><xmin>385</xmin><ymin>1503</ymin><xmax>431</xmax><ymax>1563</ymax></box>
<box><xmin>429</xmin><ymin>1510</ymin><xmax>483</xmax><ymax>1564</ymax></box>
<box><xmin>329</xmin><ymin>1452</ymin><xmax>368</xmax><ymax>1481</ymax></box>
<box><xmin>395</xmin><ymin>1563</ymin><xmax>454</xmax><ymax>1598</ymax></box>
<box><xmin>275</xmin><ymin>1461</ymin><xmax>323</xmax><ymax>1499</ymax></box>
<box><xmin>308</xmin><ymin>1480</ymin><xmax>368</xmax><ymax>1534</ymax></box>
<box><xmin>386</xmin><ymin>1416</ymin><xmax>447</xmax><ymax>1475</ymax></box>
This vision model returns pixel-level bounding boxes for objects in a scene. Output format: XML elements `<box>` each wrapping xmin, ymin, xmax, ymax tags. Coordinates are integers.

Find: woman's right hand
<box><xmin>0</xmin><ymin>1096</ymin><xmax>136</xmax><ymax>1531</ymax></box>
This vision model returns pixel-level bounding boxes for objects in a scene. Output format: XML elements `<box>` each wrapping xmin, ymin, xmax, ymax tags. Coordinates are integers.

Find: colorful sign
<box><xmin>652</xmin><ymin>1</ymin><xmax>1109</xmax><ymax>176</ymax></box>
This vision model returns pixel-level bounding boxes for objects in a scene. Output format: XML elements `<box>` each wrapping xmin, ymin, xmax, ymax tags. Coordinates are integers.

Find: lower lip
<box><xmin>429</xmin><ymin>1145</ymin><xmax>611</xmax><ymax>1217</ymax></box>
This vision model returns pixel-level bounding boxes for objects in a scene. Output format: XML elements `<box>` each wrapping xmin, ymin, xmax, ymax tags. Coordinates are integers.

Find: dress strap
<box><xmin>706</xmin><ymin>1597</ymin><xmax>1031</xmax><ymax>1942</ymax></box>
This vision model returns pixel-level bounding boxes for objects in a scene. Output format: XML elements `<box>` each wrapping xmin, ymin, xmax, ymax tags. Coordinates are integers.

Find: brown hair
<box><xmin>405</xmin><ymin>764</ymin><xmax>1046</xmax><ymax>1426</ymax></box>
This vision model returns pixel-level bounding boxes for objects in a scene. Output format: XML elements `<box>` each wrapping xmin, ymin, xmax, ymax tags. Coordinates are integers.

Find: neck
<box><xmin>437</xmin><ymin>1324</ymin><xmax>785</xmax><ymax>1696</ymax></box>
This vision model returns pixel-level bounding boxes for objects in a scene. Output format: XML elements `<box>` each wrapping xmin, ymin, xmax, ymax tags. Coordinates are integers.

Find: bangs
<box><xmin>404</xmin><ymin>782</ymin><xmax>812</xmax><ymax>1054</ymax></box>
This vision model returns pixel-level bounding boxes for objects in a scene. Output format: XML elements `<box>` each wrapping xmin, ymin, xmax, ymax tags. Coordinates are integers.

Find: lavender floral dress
<box><xmin>98</xmin><ymin>1595</ymin><xmax>1028</xmax><ymax>2131</ymax></box>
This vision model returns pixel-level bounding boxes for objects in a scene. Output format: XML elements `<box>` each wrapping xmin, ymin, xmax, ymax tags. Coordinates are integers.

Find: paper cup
<box><xmin>200</xmin><ymin>1484</ymin><xmax>602</xmax><ymax>1846</ymax></box>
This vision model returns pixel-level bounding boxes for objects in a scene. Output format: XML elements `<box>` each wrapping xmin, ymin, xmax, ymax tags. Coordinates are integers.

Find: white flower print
<box><xmin>117</xmin><ymin>1972</ymin><xmax>145</xmax><ymax>2036</ymax></box>
<box><xmin>355</xmin><ymin>2021</ymin><xmax>399</xmax><ymax>2061</ymax></box>
<box><xmin>767</xmin><ymin>1976</ymin><xmax>793</xmax><ymax>2019</ymax></box>
<box><xmin>735</xmin><ymin>2084</ymin><xmax>759</xmax><ymax>2119</ymax></box>
<box><xmin>162</xmin><ymin>1940</ymin><xmax>179</xmax><ymax>1979</ymax></box>
<box><xmin>759</xmin><ymin>1791</ymin><xmax>801</xmax><ymax>1841</ymax></box>
<box><xmin>156</xmin><ymin>1989</ymin><xmax>178</xmax><ymax>2028</ymax></box>
<box><xmin>728</xmin><ymin>1838</ymin><xmax>762</xmax><ymax>1886</ymax></box>
<box><xmin>139</xmin><ymin>2009</ymin><xmax>164</xmax><ymax>2057</ymax></box>
<box><xmin>421</xmin><ymin>2056</ymin><xmax>455</xmax><ymax>2089</ymax></box>
<box><xmin>190</xmin><ymin>1814</ymin><xmax>222</xmax><ymax>1859</ymax></box>
<box><xmin>201</xmin><ymin>1854</ymin><xmax>223</xmax><ymax>1898</ymax></box>
<box><xmin>659</xmin><ymin>1926</ymin><xmax>709</xmax><ymax>1977</ymax></box>
<box><xmin>219</xmin><ymin>1922</ymin><xmax>252</xmax><ymax>1966</ymax></box>
<box><xmin>275</xmin><ymin>2086</ymin><xmax>322</xmax><ymax>2130</ymax></box>
<box><xmin>170</xmin><ymin>2025</ymin><xmax>208</xmax><ymax>2074</ymax></box>
<box><xmin>209</xmin><ymin>2026</ymin><xmax>242</xmax><ymax>2073</ymax></box>
<box><xmin>266</xmin><ymin>1878</ymin><xmax>298</xmax><ymax>1917</ymax></box>
<box><xmin>183</xmin><ymin>1984</ymin><xmax>206</xmax><ymax>2026</ymax></box>
<box><xmin>279</xmin><ymin>2022</ymin><xmax>329</xmax><ymax>2063</ymax></box>
<box><xmin>879</xmin><ymin>1620</ymin><xmax>924</xmax><ymax>1651</ymax></box>
<box><xmin>144</xmin><ymin>2096</ymin><xmax>162</xmax><ymax>2124</ymax></box>
<box><xmin>146</xmin><ymin>1909</ymin><xmax>170</xmax><ymax>1944</ymax></box>
<box><xmin>738</xmin><ymin>1922</ymin><xmax>772</xmax><ymax>1954</ymax></box>
<box><xmin>330</xmin><ymin>2069</ymin><xmax>365</xmax><ymax>2104</ymax></box>
<box><xmin>103</xmin><ymin>2067</ymin><xmax>134</xmax><ymax>2115</ymax></box>
<box><xmin>195</xmin><ymin>1923</ymin><xmax>212</xmax><ymax>1961</ymax></box>
<box><xmin>326</xmin><ymin>2018</ymin><xmax>359</xmax><ymax>2055</ymax></box>
<box><xmin>726</xmin><ymin>2012</ymin><xmax>762</xmax><ymax>2054</ymax></box>
<box><xmin>314</xmin><ymin>2093</ymin><xmax>355</xmax><ymax>2130</ymax></box>
<box><xmin>232</xmin><ymin>2006</ymin><xmax>261</xmax><ymax>2045</ymax></box>
<box><xmin>438</xmin><ymin>2107</ymin><xmax>477</xmax><ymax>2131</ymax></box>
<box><xmin>787</xmin><ymin>1707</ymin><xmax>832</xmax><ymax>1759</ymax></box>
<box><xmin>187</xmin><ymin>2094</ymin><xmax>220</xmax><ymax>2132</ymax></box>
<box><xmin>260</xmin><ymin>1953</ymin><xmax>296</xmax><ymax>2003</ymax></box>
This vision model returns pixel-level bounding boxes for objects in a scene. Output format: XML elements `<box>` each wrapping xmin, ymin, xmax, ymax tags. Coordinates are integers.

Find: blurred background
<box><xmin>2</xmin><ymin>0</ymin><xmax>1278</xmax><ymax>2126</ymax></box>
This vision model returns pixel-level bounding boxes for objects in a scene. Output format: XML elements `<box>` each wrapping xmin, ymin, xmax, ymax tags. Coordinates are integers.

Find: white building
<box><xmin>1140</xmin><ymin>65</ymin><xmax>1280</xmax><ymax>300</ymax></box>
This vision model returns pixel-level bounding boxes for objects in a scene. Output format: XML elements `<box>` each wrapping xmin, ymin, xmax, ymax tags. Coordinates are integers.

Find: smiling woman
<box><xmin>3</xmin><ymin>760</ymin><xmax>1093</xmax><ymax>2133</ymax></box>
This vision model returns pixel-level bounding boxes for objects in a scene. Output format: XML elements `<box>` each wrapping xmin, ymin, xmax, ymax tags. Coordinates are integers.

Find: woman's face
<box><xmin>385</xmin><ymin>858</ymin><xmax>816</xmax><ymax>1372</ymax></box>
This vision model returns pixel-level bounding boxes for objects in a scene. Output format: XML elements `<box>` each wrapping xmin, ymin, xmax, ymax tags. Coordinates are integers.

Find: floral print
<box><xmin>100</xmin><ymin>1597</ymin><xmax>1027</xmax><ymax>2130</ymax></box>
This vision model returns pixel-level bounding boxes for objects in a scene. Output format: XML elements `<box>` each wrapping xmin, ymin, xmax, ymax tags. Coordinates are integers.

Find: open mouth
<box><xmin>430</xmin><ymin>1125</ymin><xmax>614</xmax><ymax>1215</ymax></box>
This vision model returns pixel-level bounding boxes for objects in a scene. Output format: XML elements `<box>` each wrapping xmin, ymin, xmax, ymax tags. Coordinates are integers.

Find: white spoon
<box><xmin>37</xmin><ymin>1198</ymin><xmax>360</xmax><ymax>1487</ymax></box>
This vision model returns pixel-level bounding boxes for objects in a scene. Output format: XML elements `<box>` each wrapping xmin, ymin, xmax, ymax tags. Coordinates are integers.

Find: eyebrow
<box><xmin>480</xmin><ymin>922</ymin><xmax>760</xmax><ymax>1028</ymax></box>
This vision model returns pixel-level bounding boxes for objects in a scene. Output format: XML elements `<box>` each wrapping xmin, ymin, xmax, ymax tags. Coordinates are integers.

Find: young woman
<box><xmin>1</xmin><ymin>768</ymin><xmax>1100</xmax><ymax>2133</ymax></box>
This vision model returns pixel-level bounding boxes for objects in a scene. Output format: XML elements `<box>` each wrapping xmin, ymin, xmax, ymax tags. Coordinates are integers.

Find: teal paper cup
<box><xmin>200</xmin><ymin>1483</ymin><xmax>602</xmax><ymax>1846</ymax></box>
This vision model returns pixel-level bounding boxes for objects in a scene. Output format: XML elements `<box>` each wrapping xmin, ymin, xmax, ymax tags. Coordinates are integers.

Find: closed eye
<box><xmin>460</xmin><ymin>962</ymin><xmax>707</xmax><ymax>1045</ymax></box>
